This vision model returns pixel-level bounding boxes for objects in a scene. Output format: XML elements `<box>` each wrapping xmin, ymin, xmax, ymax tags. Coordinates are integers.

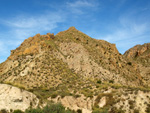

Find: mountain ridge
<box><xmin>0</xmin><ymin>27</ymin><xmax>150</xmax><ymax>113</ymax></box>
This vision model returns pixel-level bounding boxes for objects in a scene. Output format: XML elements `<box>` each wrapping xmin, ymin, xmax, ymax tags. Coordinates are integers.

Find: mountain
<box><xmin>124</xmin><ymin>43</ymin><xmax>150</xmax><ymax>88</ymax></box>
<box><xmin>0</xmin><ymin>27</ymin><xmax>150</xmax><ymax>113</ymax></box>
<box><xmin>124</xmin><ymin>43</ymin><xmax>150</xmax><ymax>66</ymax></box>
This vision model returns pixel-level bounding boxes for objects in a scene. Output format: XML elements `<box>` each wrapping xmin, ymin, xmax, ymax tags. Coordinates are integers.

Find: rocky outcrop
<box><xmin>8</xmin><ymin>33</ymin><xmax>54</xmax><ymax>60</ymax></box>
<box><xmin>48</xmin><ymin>95</ymin><xmax>96</xmax><ymax>113</ymax></box>
<box><xmin>124</xmin><ymin>43</ymin><xmax>150</xmax><ymax>86</ymax></box>
<box><xmin>114</xmin><ymin>89</ymin><xmax>150</xmax><ymax>113</ymax></box>
<box><xmin>48</xmin><ymin>88</ymin><xmax>150</xmax><ymax>113</ymax></box>
<box><xmin>124</xmin><ymin>43</ymin><xmax>150</xmax><ymax>59</ymax></box>
<box><xmin>55</xmin><ymin>42</ymin><xmax>127</xmax><ymax>84</ymax></box>
<box><xmin>0</xmin><ymin>84</ymin><xmax>39</xmax><ymax>112</ymax></box>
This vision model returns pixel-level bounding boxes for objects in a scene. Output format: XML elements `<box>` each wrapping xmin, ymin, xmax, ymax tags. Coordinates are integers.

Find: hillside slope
<box><xmin>0</xmin><ymin>27</ymin><xmax>143</xmax><ymax>89</ymax></box>
<box><xmin>124</xmin><ymin>43</ymin><xmax>150</xmax><ymax>87</ymax></box>
<box><xmin>0</xmin><ymin>27</ymin><xmax>150</xmax><ymax>112</ymax></box>
<box><xmin>124</xmin><ymin>43</ymin><xmax>150</xmax><ymax>66</ymax></box>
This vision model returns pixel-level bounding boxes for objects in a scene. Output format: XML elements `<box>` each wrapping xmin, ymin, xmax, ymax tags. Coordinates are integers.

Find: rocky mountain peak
<box><xmin>8</xmin><ymin>33</ymin><xmax>55</xmax><ymax>60</ymax></box>
<box><xmin>124</xmin><ymin>43</ymin><xmax>150</xmax><ymax>66</ymax></box>
<box><xmin>0</xmin><ymin>27</ymin><xmax>150</xmax><ymax>113</ymax></box>
<box><xmin>124</xmin><ymin>43</ymin><xmax>150</xmax><ymax>58</ymax></box>
<box><xmin>68</xmin><ymin>26</ymin><xmax>77</xmax><ymax>31</ymax></box>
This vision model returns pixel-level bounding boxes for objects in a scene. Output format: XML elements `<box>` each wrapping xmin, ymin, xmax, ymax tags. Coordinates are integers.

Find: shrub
<box><xmin>146</xmin><ymin>104</ymin><xmax>150</xmax><ymax>113</ymax></box>
<box><xmin>25</xmin><ymin>103</ymin><xmax>74</xmax><ymax>113</ymax></box>
<box><xmin>0</xmin><ymin>109</ymin><xmax>8</xmax><ymax>113</ymax></box>
<box><xmin>97</xmin><ymin>80</ymin><xmax>102</xmax><ymax>84</ymax></box>
<box><xmin>13</xmin><ymin>110</ymin><xmax>24</xmax><ymax>113</ymax></box>
<box><xmin>43</xmin><ymin>103</ymin><xmax>65</xmax><ymax>113</ymax></box>
<box><xmin>129</xmin><ymin>100</ymin><xmax>135</xmax><ymax>109</ymax></box>
<box><xmin>110</xmin><ymin>107</ymin><xmax>126</xmax><ymax>113</ymax></box>
<box><xmin>77</xmin><ymin>109</ymin><xmax>82</xmax><ymax>113</ymax></box>
<box><xmin>51</xmin><ymin>93</ymin><xmax>58</xmax><ymax>98</ymax></box>
<box><xmin>100</xmin><ymin>109</ymin><xmax>109</xmax><ymax>113</ymax></box>
<box><xmin>133</xmin><ymin>109</ymin><xmax>139</xmax><ymax>113</ymax></box>
<box><xmin>127</xmin><ymin>62</ymin><xmax>132</xmax><ymax>65</ymax></box>
<box><xmin>92</xmin><ymin>109</ymin><xmax>100</xmax><ymax>113</ymax></box>
<box><xmin>109</xmin><ymin>80</ymin><xmax>114</xmax><ymax>84</ymax></box>
<box><xmin>92</xmin><ymin>106</ymin><xmax>100</xmax><ymax>113</ymax></box>
<box><xmin>25</xmin><ymin>107</ymin><xmax>42</xmax><ymax>113</ymax></box>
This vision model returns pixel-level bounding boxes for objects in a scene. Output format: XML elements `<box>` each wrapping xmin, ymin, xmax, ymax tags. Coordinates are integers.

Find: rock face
<box><xmin>48</xmin><ymin>87</ymin><xmax>150</xmax><ymax>113</ymax></box>
<box><xmin>124</xmin><ymin>43</ymin><xmax>150</xmax><ymax>87</ymax></box>
<box><xmin>48</xmin><ymin>95</ymin><xmax>95</xmax><ymax>113</ymax></box>
<box><xmin>0</xmin><ymin>84</ymin><xmax>39</xmax><ymax>111</ymax></box>
<box><xmin>124</xmin><ymin>43</ymin><xmax>150</xmax><ymax>58</ymax></box>
<box><xmin>124</xmin><ymin>43</ymin><xmax>150</xmax><ymax>66</ymax></box>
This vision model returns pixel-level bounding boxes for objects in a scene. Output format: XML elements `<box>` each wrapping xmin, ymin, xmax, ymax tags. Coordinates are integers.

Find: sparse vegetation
<box><xmin>97</xmin><ymin>80</ymin><xmax>102</xmax><ymax>84</ymax></box>
<box><xmin>0</xmin><ymin>27</ymin><xmax>150</xmax><ymax>113</ymax></box>
<box><xmin>25</xmin><ymin>103</ymin><xmax>75</xmax><ymax>113</ymax></box>
<box><xmin>13</xmin><ymin>109</ymin><xmax>24</xmax><ymax>113</ymax></box>
<box><xmin>127</xmin><ymin>62</ymin><xmax>132</xmax><ymax>65</ymax></box>
<box><xmin>0</xmin><ymin>109</ymin><xmax>8</xmax><ymax>113</ymax></box>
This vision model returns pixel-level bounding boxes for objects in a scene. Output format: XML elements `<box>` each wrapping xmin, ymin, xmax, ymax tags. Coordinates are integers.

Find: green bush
<box><xmin>97</xmin><ymin>80</ymin><xmax>102</xmax><ymax>84</ymax></box>
<box><xmin>99</xmin><ymin>108</ymin><xmax>109</xmax><ymax>113</ymax></box>
<box><xmin>25</xmin><ymin>103</ymin><xmax>75</xmax><ymax>113</ymax></box>
<box><xmin>92</xmin><ymin>108</ymin><xmax>100</xmax><ymax>113</ymax></box>
<box><xmin>146</xmin><ymin>104</ymin><xmax>150</xmax><ymax>113</ymax></box>
<box><xmin>92</xmin><ymin>106</ymin><xmax>109</xmax><ymax>113</ymax></box>
<box><xmin>43</xmin><ymin>103</ymin><xmax>65</xmax><ymax>113</ymax></box>
<box><xmin>133</xmin><ymin>109</ymin><xmax>139</xmax><ymax>113</ymax></box>
<box><xmin>25</xmin><ymin>107</ymin><xmax>42</xmax><ymax>113</ymax></box>
<box><xmin>77</xmin><ymin>109</ymin><xmax>82</xmax><ymax>113</ymax></box>
<box><xmin>127</xmin><ymin>62</ymin><xmax>132</xmax><ymax>65</ymax></box>
<box><xmin>13</xmin><ymin>109</ymin><xmax>24</xmax><ymax>113</ymax></box>
<box><xmin>128</xmin><ymin>100</ymin><xmax>135</xmax><ymax>109</ymax></box>
<box><xmin>110</xmin><ymin>107</ymin><xmax>125</xmax><ymax>113</ymax></box>
<box><xmin>0</xmin><ymin>109</ymin><xmax>8</xmax><ymax>113</ymax></box>
<box><xmin>109</xmin><ymin>80</ymin><xmax>114</xmax><ymax>84</ymax></box>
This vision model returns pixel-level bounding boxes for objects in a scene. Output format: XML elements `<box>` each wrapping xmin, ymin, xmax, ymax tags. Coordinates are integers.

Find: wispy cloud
<box><xmin>66</xmin><ymin>0</ymin><xmax>99</xmax><ymax>14</ymax></box>
<box><xmin>0</xmin><ymin>11</ymin><xmax>65</xmax><ymax>63</ymax></box>
<box><xmin>2</xmin><ymin>12</ymin><xmax>64</xmax><ymax>39</ymax></box>
<box><xmin>103</xmin><ymin>23</ymin><xmax>148</xmax><ymax>42</ymax></box>
<box><xmin>100</xmin><ymin>16</ymin><xmax>150</xmax><ymax>54</ymax></box>
<box><xmin>0</xmin><ymin>0</ymin><xmax>149</xmax><ymax>63</ymax></box>
<box><xmin>67</xmin><ymin>0</ymin><xmax>95</xmax><ymax>8</ymax></box>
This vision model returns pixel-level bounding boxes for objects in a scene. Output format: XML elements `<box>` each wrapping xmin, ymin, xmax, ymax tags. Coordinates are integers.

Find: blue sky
<box><xmin>0</xmin><ymin>0</ymin><xmax>150</xmax><ymax>63</ymax></box>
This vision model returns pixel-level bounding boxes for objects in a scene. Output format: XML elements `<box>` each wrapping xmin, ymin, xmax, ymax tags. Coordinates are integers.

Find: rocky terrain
<box><xmin>0</xmin><ymin>27</ymin><xmax>150</xmax><ymax>113</ymax></box>
<box><xmin>124</xmin><ymin>43</ymin><xmax>150</xmax><ymax>87</ymax></box>
<box><xmin>0</xmin><ymin>84</ymin><xmax>39</xmax><ymax>112</ymax></box>
<box><xmin>124</xmin><ymin>43</ymin><xmax>150</xmax><ymax>66</ymax></box>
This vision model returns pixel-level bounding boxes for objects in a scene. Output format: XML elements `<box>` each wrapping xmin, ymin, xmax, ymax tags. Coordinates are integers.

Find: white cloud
<box><xmin>67</xmin><ymin>0</ymin><xmax>95</xmax><ymax>8</ymax></box>
<box><xmin>3</xmin><ymin>12</ymin><xmax>64</xmax><ymax>39</ymax></box>
<box><xmin>0</xmin><ymin>11</ymin><xmax>65</xmax><ymax>63</ymax></box>
<box><xmin>66</xmin><ymin>0</ymin><xmax>98</xmax><ymax>14</ymax></box>
<box><xmin>99</xmin><ymin>16</ymin><xmax>150</xmax><ymax>54</ymax></box>
<box><xmin>119</xmin><ymin>17</ymin><xmax>148</xmax><ymax>34</ymax></box>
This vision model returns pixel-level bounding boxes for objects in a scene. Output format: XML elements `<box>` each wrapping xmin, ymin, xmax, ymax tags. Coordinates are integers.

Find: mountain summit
<box><xmin>0</xmin><ymin>27</ymin><xmax>142</xmax><ymax>88</ymax></box>
<box><xmin>0</xmin><ymin>27</ymin><xmax>150</xmax><ymax>113</ymax></box>
<box><xmin>124</xmin><ymin>43</ymin><xmax>150</xmax><ymax>66</ymax></box>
